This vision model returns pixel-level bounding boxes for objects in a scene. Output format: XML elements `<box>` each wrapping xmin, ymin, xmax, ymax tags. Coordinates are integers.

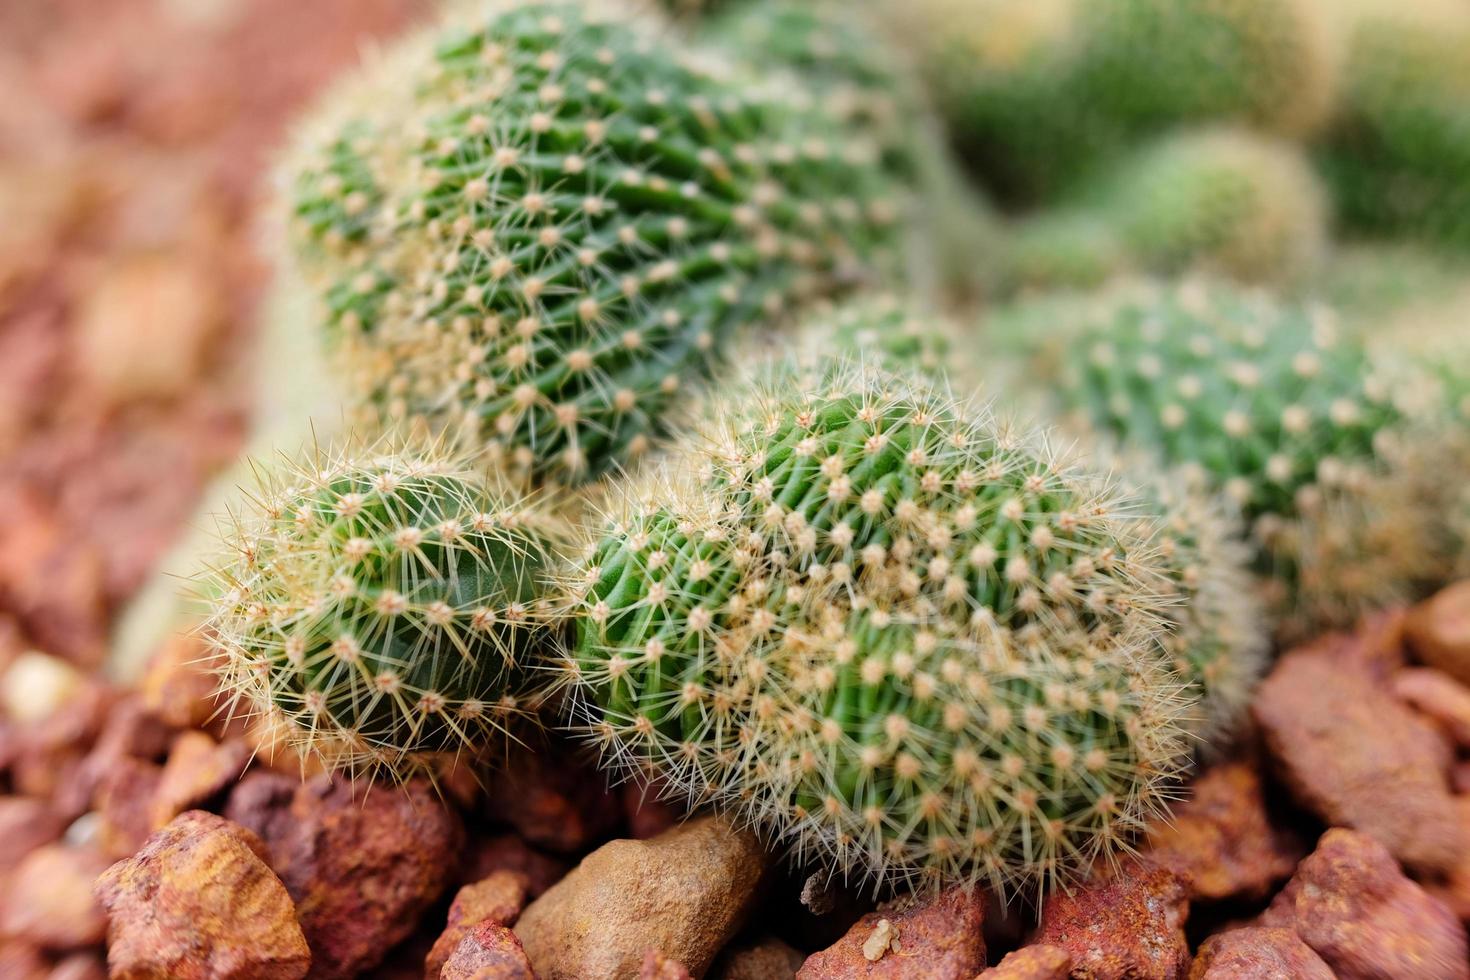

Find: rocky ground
<box><xmin>5</xmin><ymin>585</ymin><xmax>1470</xmax><ymax>978</ymax></box>
<box><xmin>5</xmin><ymin>2</ymin><xmax>1470</xmax><ymax>979</ymax></box>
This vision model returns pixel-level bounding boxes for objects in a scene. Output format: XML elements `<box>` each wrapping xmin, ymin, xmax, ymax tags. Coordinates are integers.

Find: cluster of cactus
<box><xmin>563</xmin><ymin>358</ymin><xmax>1208</xmax><ymax>893</ymax></box>
<box><xmin>206</xmin><ymin>441</ymin><xmax>568</xmax><ymax>779</ymax></box>
<box><xmin>1004</xmin><ymin>127</ymin><xmax>1328</xmax><ymax>291</ymax></box>
<box><xmin>893</xmin><ymin>0</ymin><xmax>1337</xmax><ymax>203</ymax></box>
<box><xmin>1318</xmin><ymin>0</ymin><xmax>1470</xmax><ymax>248</ymax></box>
<box><xmin>995</xmin><ymin>280</ymin><xmax>1470</xmax><ymax>631</ymax></box>
<box><xmin>283</xmin><ymin>0</ymin><xmax>911</xmax><ymax>488</ymax></box>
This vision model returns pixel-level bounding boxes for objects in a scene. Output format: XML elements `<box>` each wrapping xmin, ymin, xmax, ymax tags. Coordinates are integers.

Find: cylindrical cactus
<box><xmin>996</xmin><ymin>280</ymin><xmax>1470</xmax><ymax>632</ymax></box>
<box><xmin>205</xmin><ymin>441</ymin><xmax>568</xmax><ymax>779</ymax></box>
<box><xmin>561</xmin><ymin>359</ymin><xmax>1195</xmax><ymax>894</ymax></box>
<box><xmin>281</xmin><ymin>0</ymin><xmax>910</xmax><ymax>488</ymax></box>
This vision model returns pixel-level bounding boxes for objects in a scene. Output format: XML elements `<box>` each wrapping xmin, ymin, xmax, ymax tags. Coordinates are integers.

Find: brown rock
<box><xmin>975</xmin><ymin>945</ymin><xmax>1072</xmax><ymax>980</ymax></box>
<box><xmin>1188</xmin><ymin>928</ymin><xmax>1331</xmax><ymax>979</ymax></box>
<box><xmin>797</xmin><ymin>886</ymin><xmax>986</xmax><ymax>980</ymax></box>
<box><xmin>484</xmin><ymin>743</ymin><xmax>621</xmax><ymax>853</ymax></box>
<box><xmin>0</xmin><ymin>796</ymin><xmax>65</xmax><ymax>871</ymax></box>
<box><xmin>641</xmin><ymin>949</ymin><xmax>694</xmax><ymax>980</ymax></box>
<box><xmin>0</xmin><ymin>942</ymin><xmax>48</xmax><ymax>980</ymax></box>
<box><xmin>714</xmin><ymin>937</ymin><xmax>805</xmax><ymax>980</ymax></box>
<box><xmin>425</xmin><ymin>871</ymin><xmax>531</xmax><ymax>979</ymax></box>
<box><xmin>624</xmin><ymin>783</ymin><xmax>680</xmax><ymax>840</ymax></box>
<box><xmin>1408</xmin><ymin>580</ymin><xmax>1470</xmax><ymax>687</ymax></box>
<box><xmin>140</xmin><ymin>633</ymin><xmax>219</xmax><ymax>730</ymax></box>
<box><xmin>94</xmin><ymin>810</ymin><xmax>309</xmax><ymax>980</ymax></box>
<box><xmin>253</xmin><ymin>777</ymin><xmax>462</xmax><ymax>979</ymax></box>
<box><xmin>149</xmin><ymin>731</ymin><xmax>251</xmax><ymax>830</ymax></box>
<box><xmin>462</xmin><ymin>834</ymin><xmax>570</xmax><ymax>898</ymax></box>
<box><xmin>1261</xmin><ymin>828</ymin><xmax>1469</xmax><ymax>980</ymax></box>
<box><xmin>48</xmin><ymin>953</ymin><xmax>109</xmax><ymax>980</ymax></box>
<box><xmin>1145</xmin><ymin>759</ymin><xmax>1304</xmax><ymax>902</ymax></box>
<box><xmin>1394</xmin><ymin>668</ymin><xmax>1470</xmax><ymax>747</ymax></box>
<box><xmin>441</xmin><ymin>921</ymin><xmax>536</xmax><ymax>980</ymax></box>
<box><xmin>222</xmin><ymin>768</ymin><xmax>297</xmax><ymax>842</ymax></box>
<box><xmin>95</xmin><ymin>756</ymin><xmax>164</xmax><ymax>859</ymax></box>
<box><xmin>1252</xmin><ymin>649</ymin><xmax>1464</xmax><ymax>875</ymax></box>
<box><xmin>1</xmin><ymin>845</ymin><xmax>109</xmax><ymax>950</ymax></box>
<box><xmin>1031</xmin><ymin>860</ymin><xmax>1190</xmax><ymax>980</ymax></box>
<box><xmin>1453</xmin><ymin>762</ymin><xmax>1470</xmax><ymax>796</ymax></box>
<box><xmin>514</xmin><ymin>815</ymin><xmax>767</xmax><ymax>980</ymax></box>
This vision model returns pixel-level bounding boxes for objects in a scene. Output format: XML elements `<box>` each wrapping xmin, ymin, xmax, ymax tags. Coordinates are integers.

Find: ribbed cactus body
<box><xmin>1023</xmin><ymin>282</ymin><xmax>1470</xmax><ymax>630</ymax></box>
<box><xmin>285</xmin><ymin>1</ymin><xmax>907</xmax><ymax>487</ymax></box>
<box><xmin>207</xmin><ymin>444</ymin><xmax>566</xmax><ymax>778</ymax></box>
<box><xmin>565</xmin><ymin>361</ymin><xmax>1193</xmax><ymax>893</ymax></box>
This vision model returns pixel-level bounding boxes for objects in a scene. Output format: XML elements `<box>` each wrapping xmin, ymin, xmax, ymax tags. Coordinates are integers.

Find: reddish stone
<box><xmin>95</xmin><ymin>756</ymin><xmax>164</xmax><ymax>859</ymax></box>
<box><xmin>0</xmin><ymin>844</ymin><xmax>109</xmax><ymax>950</ymax></box>
<box><xmin>623</xmin><ymin>782</ymin><xmax>679</xmax><ymax>840</ymax></box>
<box><xmin>140</xmin><ymin>633</ymin><xmax>220</xmax><ymax>730</ymax></box>
<box><xmin>1146</xmin><ymin>759</ymin><xmax>1305</xmax><ymax>902</ymax></box>
<box><xmin>251</xmin><ymin>777</ymin><xmax>462</xmax><ymax>979</ymax></box>
<box><xmin>975</xmin><ymin>945</ymin><xmax>1072</xmax><ymax>979</ymax></box>
<box><xmin>222</xmin><ymin>768</ymin><xmax>297</xmax><ymax>843</ymax></box>
<box><xmin>797</xmin><ymin>887</ymin><xmax>986</xmax><ymax>979</ymax></box>
<box><xmin>0</xmin><ymin>942</ymin><xmax>48</xmax><ymax>980</ymax></box>
<box><xmin>48</xmin><ymin>953</ymin><xmax>109</xmax><ymax>980</ymax></box>
<box><xmin>1261</xmin><ymin>829</ymin><xmax>1469</xmax><ymax>980</ymax></box>
<box><xmin>425</xmin><ymin>871</ymin><xmax>531</xmax><ymax>978</ymax></box>
<box><xmin>149</xmin><ymin>730</ymin><xmax>251</xmax><ymax>830</ymax></box>
<box><xmin>1407</xmin><ymin>580</ymin><xmax>1470</xmax><ymax>687</ymax></box>
<box><xmin>95</xmin><ymin>811</ymin><xmax>309</xmax><ymax>980</ymax></box>
<box><xmin>642</xmin><ymin>948</ymin><xmax>694</xmax><ymax>979</ymax></box>
<box><xmin>1031</xmin><ymin>860</ymin><xmax>1190</xmax><ymax>980</ymax></box>
<box><xmin>484</xmin><ymin>742</ymin><xmax>621</xmax><ymax>853</ymax></box>
<box><xmin>1252</xmin><ymin>649</ymin><xmax>1464</xmax><ymax>875</ymax></box>
<box><xmin>715</xmin><ymin>937</ymin><xmax>805</xmax><ymax>979</ymax></box>
<box><xmin>462</xmin><ymin>833</ymin><xmax>570</xmax><ymax>898</ymax></box>
<box><xmin>1188</xmin><ymin>928</ymin><xmax>1332</xmax><ymax>979</ymax></box>
<box><xmin>0</xmin><ymin>796</ymin><xmax>65</xmax><ymax>871</ymax></box>
<box><xmin>441</xmin><ymin>921</ymin><xmax>536</xmax><ymax>980</ymax></box>
<box><xmin>1394</xmin><ymin>668</ymin><xmax>1470</xmax><ymax>747</ymax></box>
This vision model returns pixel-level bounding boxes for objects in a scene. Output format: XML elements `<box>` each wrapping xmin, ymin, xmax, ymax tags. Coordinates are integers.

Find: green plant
<box><xmin>1319</xmin><ymin>0</ymin><xmax>1470</xmax><ymax>247</ymax></box>
<box><xmin>283</xmin><ymin>1</ymin><xmax>909</xmax><ymax>488</ymax></box>
<box><xmin>787</xmin><ymin>294</ymin><xmax>957</xmax><ymax>379</ymax></box>
<box><xmin>205</xmin><ymin>441</ymin><xmax>568</xmax><ymax>779</ymax></box>
<box><xmin>561</xmin><ymin>359</ymin><xmax>1194</xmax><ymax>893</ymax></box>
<box><xmin>1003</xmin><ymin>280</ymin><xmax>1470</xmax><ymax>632</ymax></box>
<box><xmin>1001</xmin><ymin>212</ymin><xmax>1131</xmax><ymax>294</ymax></box>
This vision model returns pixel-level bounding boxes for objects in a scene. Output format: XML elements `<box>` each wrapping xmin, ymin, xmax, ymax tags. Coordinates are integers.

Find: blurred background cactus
<box><xmin>206</xmin><ymin>440</ymin><xmax>568</xmax><ymax>779</ymax></box>
<box><xmin>564</xmin><ymin>358</ymin><xmax>1198</xmax><ymax>893</ymax></box>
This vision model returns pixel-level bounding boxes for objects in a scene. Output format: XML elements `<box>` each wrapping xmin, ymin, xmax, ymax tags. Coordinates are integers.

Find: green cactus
<box><xmin>1000</xmin><ymin>280</ymin><xmax>1470</xmax><ymax>632</ymax></box>
<box><xmin>787</xmin><ymin>294</ymin><xmax>957</xmax><ymax>380</ymax></box>
<box><xmin>1319</xmin><ymin>0</ymin><xmax>1470</xmax><ymax>247</ymax></box>
<box><xmin>1001</xmin><ymin>212</ymin><xmax>1131</xmax><ymax>294</ymax></box>
<box><xmin>561</xmin><ymin>359</ymin><xmax>1195</xmax><ymax>893</ymax></box>
<box><xmin>1088</xmin><ymin>127</ymin><xmax>1329</xmax><ymax>286</ymax></box>
<box><xmin>206</xmin><ymin>441</ymin><xmax>568</xmax><ymax>779</ymax></box>
<box><xmin>283</xmin><ymin>1</ymin><xmax>909</xmax><ymax>488</ymax></box>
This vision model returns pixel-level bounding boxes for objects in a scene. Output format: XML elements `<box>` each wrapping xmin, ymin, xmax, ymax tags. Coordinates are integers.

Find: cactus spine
<box><xmin>562</xmin><ymin>359</ymin><xmax>1194</xmax><ymax>893</ymax></box>
<box><xmin>206</xmin><ymin>441</ymin><xmax>567</xmax><ymax>779</ymax></box>
<box><xmin>283</xmin><ymin>1</ymin><xmax>909</xmax><ymax>488</ymax></box>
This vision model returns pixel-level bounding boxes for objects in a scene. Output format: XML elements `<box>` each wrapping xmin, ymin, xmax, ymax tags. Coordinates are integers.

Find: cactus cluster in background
<box><xmin>563</xmin><ymin>358</ymin><xmax>1197</xmax><ymax>893</ymax></box>
<box><xmin>283</xmin><ymin>0</ymin><xmax>910</xmax><ymax>488</ymax></box>
<box><xmin>1319</xmin><ymin>0</ymin><xmax>1470</xmax><ymax>249</ymax></box>
<box><xmin>994</xmin><ymin>281</ymin><xmax>1470</xmax><ymax>632</ymax></box>
<box><xmin>207</xmin><ymin>441</ymin><xmax>567</xmax><ymax>779</ymax></box>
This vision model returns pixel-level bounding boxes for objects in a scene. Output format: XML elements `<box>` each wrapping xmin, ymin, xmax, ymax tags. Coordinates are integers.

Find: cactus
<box><xmin>1001</xmin><ymin>280</ymin><xmax>1470</xmax><ymax>632</ymax></box>
<box><xmin>784</xmin><ymin>294</ymin><xmax>957</xmax><ymax>380</ymax></box>
<box><xmin>561</xmin><ymin>359</ymin><xmax>1195</xmax><ymax>893</ymax></box>
<box><xmin>282</xmin><ymin>1</ymin><xmax>910</xmax><ymax>488</ymax></box>
<box><xmin>1090</xmin><ymin>127</ymin><xmax>1329</xmax><ymax>286</ymax></box>
<box><xmin>205</xmin><ymin>441</ymin><xmax>568</xmax><ymax>779</ymax></box>
<box><xmin>1319</xmin><ymin>0</ymin><xmax>1470</xmax><ymax>247</ymax></box>
<box><xmin>1001</xmin><ymin>212</ymin><xmax>1131</xmax><ymax>294</ymax></box>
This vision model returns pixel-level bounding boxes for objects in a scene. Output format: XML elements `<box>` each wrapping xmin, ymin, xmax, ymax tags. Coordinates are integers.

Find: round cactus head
<box><xmin>1016</xmin><ymin>280</ymin><xmax>1470</xmax><ymax>631</ymax></box>
<box><xmin>561</xmin><ymin>359</ymin><xmax>1194</xmax><ymax>894</ymax></box>
<box><xmin>282</xmin><ymin>0</ymin><xmax>909</xmax><ymax>488</ymax></box>
<box><xmin>205</xmin><ymin>441</ymin><xmax>569</xmax><ymax>779</ymax></box>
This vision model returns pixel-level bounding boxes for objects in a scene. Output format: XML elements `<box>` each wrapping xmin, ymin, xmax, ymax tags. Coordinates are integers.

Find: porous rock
<box><xmin>1031</xmin><ymin>860</ymin><xmax>1190</xmax><ymax>980</ymax></box>
<box><xmin>1407</xmin><ymin>580</ymin><xmax>1470</xmax><ymax>687</ymax></box>
<box><xmin>425</xmin><ymin>871</ymin><xmax>530</xmax><ymax>979</ymax></box>
<box><xmin>796</xmin><ymin>886</ymin><xmax>986</xmax><ymax>979</ymax></box>
<box><xmin>974</xmin><ymin>944</ymin><xmax>1072</xmax><ymax>979</ymax></box>
<box><xmin>1</xmin><ymin>844</ymin><xmax>109</xmax><ymax>950</ymax></box>
<box><xmin>1188</xmin><ymin>928</ymin><xmax>1331</xmax><ymax>979</ymax></box>
<box><xmin>441</xmin><ymin>921</ymin><xmax>535</xmax><ymax>980</ymax></box>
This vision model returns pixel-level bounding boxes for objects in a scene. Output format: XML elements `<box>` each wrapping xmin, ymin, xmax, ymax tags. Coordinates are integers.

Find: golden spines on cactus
<box><xmin>204</xmin><ymin>438</ymin><xmax>570</xmax><ymax>781</ymax></box>
<box><xmin>559</xmin><ymin>358</ymin><xmax>1196</xmax><ymax>895</ymax></box>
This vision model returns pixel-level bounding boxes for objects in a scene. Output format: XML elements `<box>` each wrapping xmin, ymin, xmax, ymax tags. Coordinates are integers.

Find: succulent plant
<box><xmin>206</xmin><ymin>441</ymin><xmax>568</xmax><ymax>779</ymax></box>
<box><xmin>561</xmin><ymin>359</ymin><xmax>1195</xmax><ymax>894</ymax></box>
<box><xmin>785</xmin><ymin>294</ymin><xmax>957</xmax><ymax>380</ymax></box>
<box><xmin>1090</xmin><ymin>127</ymin><xmax>1329</xmax><ymax>286</ymax></box>
<box><xmin>1320</xmin><ymin>0</ymin><xmax>1470</xmax><ymax>247</ymax></box>
<box><xmin>283</xmin><ymin>1</ymin><xmax>910</xmax><ymax>488</ymax></box>
<box><xmin>1000</xmin><ymin>280</ymin><xmax>1470</xmax><ymax>632</ymax></box>
<box><xmin>1001</xmin><ymin>212</ymin><xmax>1131</xmax><ymax>294</ymax></box>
